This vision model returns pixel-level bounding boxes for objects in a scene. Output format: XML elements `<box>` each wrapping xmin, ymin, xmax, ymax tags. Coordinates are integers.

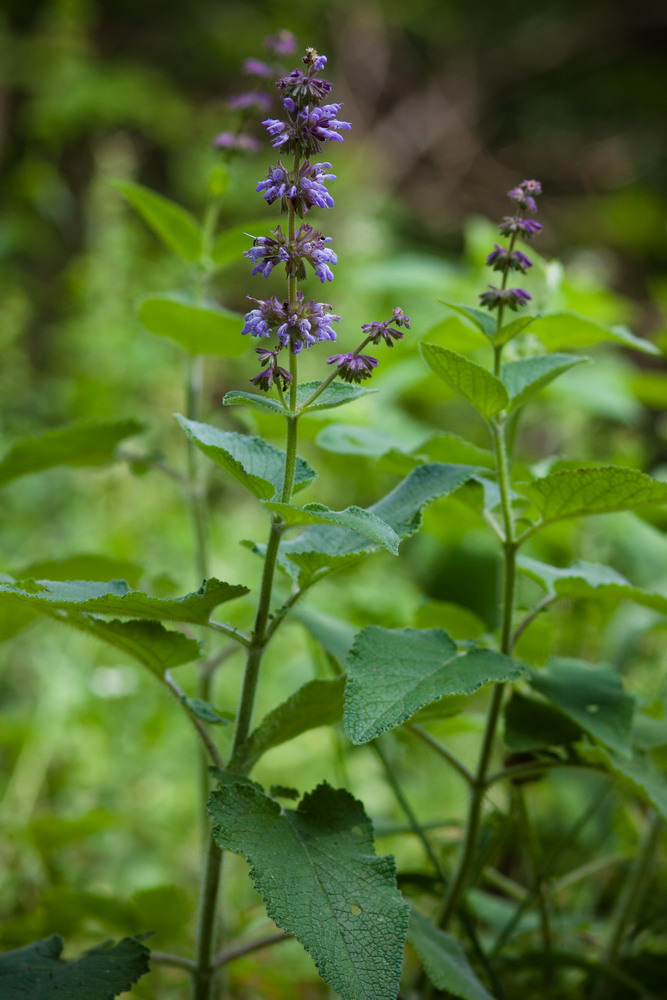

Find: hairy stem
<box><xmin>192</xmin><ymin>836</ymin><xmax>224</xmax><ymax>1000</ymax></box>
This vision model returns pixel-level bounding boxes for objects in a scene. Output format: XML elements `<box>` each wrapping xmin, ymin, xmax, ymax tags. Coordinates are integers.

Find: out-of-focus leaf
<box><xmin>530</xmin><ymin>312</ymin><xmax>659</xmax><ymax>355</ymax></box>
<box><xmin>420</xmin><ymin>343</ymin><xmax>509</xmax><ymax>419</ymax></box>
<box><xmin>138</xmin><ymin>294</ymin><xmax>245</xmax><ymax>356</ymax></box>
<box><xmin>294</xmin><ymin>606</ymin><xmax>357</xmax><ymax>666</ymax></box>
<box><xmin>501</xmin><ymin>353</ymin><xmax>589</xmax><ymax>411</ymax></box>
<box><xmin>115</xmin><ymin>179</ymin><xmax>201</xmax><ymax>261</ymax></box>
<box><xmin>210</xmin><ymin>219</ymin><xmax>274</xmax><ymax>268</ymax></box>
<box><xmin>180</xmin><ymin>697</ymin><xmax>231</xmax><ymax>725</ymax></box>
<box><xmin>69</xmin><ymin>616</ymin><xmax>201</xmax><ymax>677</ymax></box>
<box><xmin>408</xmin><ymin>909</ymin><xmax>495</xmax><ymax>1000</ymax></box>
<box><xmin>503</xmin><ymin>691</ymin><xmax>582</xmax><ymax>751</ymax></box>
<box><xmin>316</xmin><ymin>424</ymin><xmax>406</xmax><ymax>457</ymax></box>
<box><xmin>496</xmin><ymin>315</ymin><xmax>536</xmax><ymax>348</ymax></box>
<box><xmin>436</xmin><ymin>300</ymin><xmax>497</xmax><ymax>341</ymax></box>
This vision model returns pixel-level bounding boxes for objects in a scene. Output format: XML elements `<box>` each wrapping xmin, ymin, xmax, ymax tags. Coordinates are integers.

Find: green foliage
<box><xmin>408</xmin><ymin>909</ymin><xmax>494</xmax><ymax>1000</ymax></box>
<box><xmin>344</xmin><ymin>627</ymin><xmax>523</xmax><ymax>743</ymax></box>
<box><xmin>420</xmin><ymin>343</ymin><xmax>509</xmax><ymax>419</ymax></box>
<box><xmin>224</xmin><ymin>380</ymin><xmax>376</xmax><ymax>415</ymax></box>
<box><xmin>530</xmin><ymin>312</ymin><xmax>660</xmax><ymax>355</ymax></box>
<box><xmin>500</xmin><ymin>353</ymin><xmax>588</xmax><ymax>411</ymax></box>
<box><xmin>263</xmin><ymin>501</ymin><xmax>400</xmax><ymax>553</ymax></box>
<box><xmin>437</xmin><ymin>300</ymin><xmax>497</xmax><ymax>342</ymax></box>
<box><xmin>521</xmin><ymin>466</ymin><xmax>667</xmax><ymax>525</ymax></box>
<box><xmin>208</xmin><ymin>781</ymin><xmax>409</xmax><ymax>1000</ymax></box>
<box><xmin>0</xmin><ymin>935</ymin><xmax>150</xmax><ymax>1000</ymax></box>
<box><xmin>65</xmin><ymin>617</ymin><xmax>202</xmax><ymax>677</ymax></box>
<box><xmin>519</xmin><ymin>556</ymin><xmax>667</xmax><ymax>616</ymax></box>
<box><xmin>503</xmin><ymin>691</ymin><xmax>582</xmax><ymax>751</ymax></box>
<box><xmin>0</xmin><ymin>420</ymin><xmax>143</xmax><ymax>487</ymax></box>
<box><xmin>138</xmin><ymin>294</ymin><xmax>245</xmax><ymax>356</ymax></box>
<box><xmin>210</xmin><ymin>220</ymin><xmax>274</xmax><ymax>268</ymax></box>
<box><xmin>115</xmin><ymin>180</ymin><xmax>202</xmax><ymax>261</ymax></box>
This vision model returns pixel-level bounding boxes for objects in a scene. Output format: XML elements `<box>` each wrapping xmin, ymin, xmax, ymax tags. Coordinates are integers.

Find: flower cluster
<box><xmin>263</xmin><ymin>102</ymin><xmax>351</xmax><ymax>156</ymax></box>
<box><xmin>480</xmin><ymin>179</ymin><xmax>543</xmax><ymax>314</ymax></box>
<box><xmin>325</xmin><ymin>308</ymin><xmax>412</xmax><ymax>383</ymax></box>
<box><xmin>242</xmin><ymin>293</ymin><xmax>340</xmax><ymax>354</ymax></box>
<box><xmin>249</xmin><ymin>346</ymin><xmax>293</xmax><ymax>393</ymax></box>
<box><xmin>361</xmin><ymin>307</ymin><xmax>412</xmax><ymax>348</ymax></box>
<box><xmin>257</xmin><ymin>161</ymin><xmax>335</xmax><ymax>215</ymax></box>
<box><xmin>327</xmin><ymin>353</ymin><xmax>378</xmax><ymax>383</ymax></box>
<box><xmin>244</xmin><ymin>223</ymin><xmax>337</xmax><ymax>282</ymax></box>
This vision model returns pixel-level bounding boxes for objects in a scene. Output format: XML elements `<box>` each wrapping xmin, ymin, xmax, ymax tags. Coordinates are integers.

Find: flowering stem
<box><xmin>297</xmin><ymin>332</ymin><xmax>374</xmax><ymax>411</ymax></box>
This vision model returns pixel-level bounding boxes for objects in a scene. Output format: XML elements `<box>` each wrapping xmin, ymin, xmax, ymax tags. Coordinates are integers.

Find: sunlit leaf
<box><xmin>115</xmin><ymin>179</ymin><xmax>202</xmax><ymax>261</ymax></box>
<box><xmin>264</xmin><ymin>502</ymin><xmax>400</xmax><ymax>553</ymax></box>
<box><xmin>501</xmin><ymin>353</ymin><xmax>589</xmax><ymax>411</ymax></box>
<box><xmin>521</xmin><ymin>467</ymin><xmax>667</xmax><ymax>525</ymax></box>
<box><xmin>420</xmin><ymin>343</ymin><xmax>509</xmax><ymax>419</ymax></box>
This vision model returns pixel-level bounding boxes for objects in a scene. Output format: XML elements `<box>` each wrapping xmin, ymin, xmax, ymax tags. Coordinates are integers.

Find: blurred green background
<box><xmin>2</xmin><ymin>1</ymin><xmax>667</xmax><ymax>997</ymax></box>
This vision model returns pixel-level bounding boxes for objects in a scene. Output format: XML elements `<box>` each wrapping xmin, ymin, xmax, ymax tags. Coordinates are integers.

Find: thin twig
<box><xmin>207</xmin><ymin>620</ymin><xmax>252</xmax><ymax>646</ymax></box>
<box><xmin>164</xmin><ymin>673</ymin><xmax>223</xmax><ymax>769</ymax></box>
<box><xmin>407</xmin><ymin>723</ymin><xmax>475</xmax><ymax>787</ymax></box>
<box><xmin>213</xmin><ymin>931</ymin><xmax>290</xmax><ymax>968</ymax></box>
<box><xmin>510</xmin><ymin>594</ymin><xmax>557</xmax><ymax>648</ymax></box>
<box><xmin>150</xmin><ymin>951</ymin><xmax>197</xmax><ymax>972</ymax></box>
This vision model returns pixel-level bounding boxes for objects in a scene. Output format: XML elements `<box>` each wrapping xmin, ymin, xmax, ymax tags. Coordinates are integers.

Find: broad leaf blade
<box><xmin>0</xmin><ymin>419</ymin><xmax>143</xmax><ymax>487</ymax></box>
<box><xmin>409</xmin><ymin>909</ymin><xmax>495</xmax><ymax>1000</ymax></box>
<box><xmin>263</xmin><ymin>502</ymin><xmax>400</xmax><ymax>554</ymax></box>
<box><xmin>115</xmin><ymin>179</ymin><xmax>202</xmax><ymax>261</ymax></box>
<box><xmin>222</xmin><ymin>391</ymin><xmax>285</xmax><ymax>415</ymax></box>
<box><xmin>233</xmin><ymin>677</ymin><xmax>346</xmax><ymax>772</ymax></box>
<box><xmin>503</xmin><ymin>691</ymin><xmax>582</xmax><ymax>751</ymax></box>
<box><xmin>344</xmin><ymin>627</ymin><xmax>523</xmax><ymax>743</ymax></box>
<box><xmin>590</xmin><ymin>747</ymin><xmax>667</xmax><ymax>819</ymax></box>
<box><xmin>223</xmin><ymin>380</ymin><xmax>375</xmax><ymax>417</ymax></box>
<box><xmin>175</xmin><ymin>416</ymin><xmax>316</xmax><ymax>499</ymax></box>
<box><xmin>522</xmin><ymin>467</ymin><xmax>667</xmax><ymax>524</ymax></box>
<box><xmin>0</xmin><ymin>934</ymin><xmax>150</xmax><ymax>1000</ymax></box>
<box><xmin>501</xmin><ymin>353</ymin><xmax>588</xmax><ymax>412</ymax></box>
<box><xmin>209</xmin><ymin>781</ymin><xmax>408</xmax><ymax>1000</ymax></box>
<box><xmin>530</xmin><ymin>658</ymin><xmax>634</xmax><ymax>757</ymax></box>
<box><xmin>69</xmin><ymin>617</ymin><xmax>201</xmax><ymax>677</ymax></box>
<box><xmin>530</xmin><ymin>312</ymin><xmax>659</xmax><ymax>355</ymax></box>
<box><xmin>420</xmin><ymin>343</ymin><xmax>509</xmax><ymax>419</ymax></box>
<box><xmin>436</xmin><ymin>300</ymin><xmax>497</xmax><ymax>341</ymax></box>
<box><xmin>138</xmin><ymin>294</ymin><xmax>245</xmax><ymax>356</ymax></box>
<box><xmin>496</xmin><ymin>315</ymin><xmax>536</xmax><ymax>348</ymax></box>
<box><xmin>210</xmin><ymin>219</ymin><xmax>274</xmax><ymax>268</ymax></box>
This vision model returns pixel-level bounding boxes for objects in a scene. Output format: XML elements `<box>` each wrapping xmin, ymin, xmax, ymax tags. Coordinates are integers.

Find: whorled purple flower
<box><xmin>227</xmin><ymin>92</ymin><xmax>273</xmax><ymax>113</ymax></box>
<box><xmin>244</xmin><ymin>223</ymin><xmax>337</xmax><ymax>282</ymax></box>
<box><xmin>249</xmin><ymin>346</ymin><xmax>292</xmax><ymax>392</ymax></box>
<box><xmin>486</xmin><ymin>245</ymin><xmax>533</xmax><ymax>274</ymax></box>
<box><xmin>361</xmin><ymin>307</ymin><xmax>412</xmax><ymax>348</ymax></box>
<box><xmin>498</xmin><ymin>216</ymin><xmax>543</xmax><ymax>239</ymax></box>
<box><xmin>257</xmin><ymin>160</ymin><xmax>335</xmax><ymax>215</ymax></box>
<box><xmin>265</xmin><ymin>30</ymin><xmax>297</xmax><ymax>56</ymax></box>
<box><xmin>327</xmin><ymin>352</ymin><xmax>379</xmax><ymax>383</ymax></box>
<box><xmin>263</xmin><ymin>101</ymin><xmax>351</xmax><ymax>156</ymax></box>
<box><xmin>479</xmin><ymin>286</ymin><xmax>532</xmax><ymax>311</ymax></box>
<box><xmin>276</xmin><ymin>66</ymin><xmax>332</xmax><ymax>107</ymax></box>
<box><xmin>242</xmin><ymin>292</ymin><xmax>340</xmax><ymax>353</ymax></box>
<box><xmin>212</xmin><ymin>131</ymin><xmax>261</xmax><ymax>153</ymax></box>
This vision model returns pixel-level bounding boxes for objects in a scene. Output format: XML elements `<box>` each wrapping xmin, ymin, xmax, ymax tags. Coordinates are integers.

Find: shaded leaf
<box><xmin>115</xmin><ymin>179</ymin><xmax>201</xmax><ymax>261</ymax></box>
<box><xmin>409</xmin><ymin>909</ymin><xmax>495</xmax><ymax>1000</ymax></box>
<box><xmin>180</xmin><ymin>697</ymin><xmax>231</xmax><ymax>725</ymax></box>
<box><xmin>590</xmin><ymin>747</ymin><xmax>667</xmax><ymax>819</ymax></box>
<box><xmin>294</xmin><ymin>606</ymin><xmax>357</xmax><ymax>666</ymax></box>
<box><xmin>501</xmin><ymin>353</ymin><xmax>588</xmax><ymax>412</ymax></box>
<box><xmin>503</xmin><ymin>691</ymin><xmax>582</xmax><ymax>751</ymax></box>
<box><xmin>0</xmin><ymin>934</ymin><xmax>150</xmax><ymax>1000</ymax></box>
<box><xmin>209</xmin><ymin>781</ymin><xmax>408</xmax><ymax>1000</ymax></box>
<box><xmin>71</xmin><ymin>617</ymin><xmax>201</xmax><ymax>677</ymax></box>
<box><xmin>420</xmin><ymin>343</ymin><xmax>509</xmax><ymax>419</ymax></box>
<box><xmin>232</xmin><ymin>677</ymin><xmax>345</xmax><ymax>772</ymax></box>
<box><xmin>263</xmin><ymin>502</ymin><xmax>400</xmax><ymax>554</ymax></box>
<box><xmin>344</xmin><ymin>627</ymin><xmax>523</xmax><ymax>743</ymax></box>
<box><xmin>521</xmin><ymin>467</ymin><xmax>667</xmax><ymax>525</ymax></box>
<box><xmin>436</xmin><ymin>300</ymin><xmax>497</xmax><ymax>341</ymax></box>
<box><xmin>210</xmin><ymin>219</ymin><xmax>274</xmax><ymax>268</ymax></box>
<box><xmin>316</xmin><ymin>424</ymin><xmax>406</xmax><ymax>457</ymax></box>
<box><xmin>0</xmin><ymin>420</ymin><xmax>143</xmax><ymax>488</ymax></box>
<box><xmin>530</xmin><ymin>658</ymin><xmax>634</xmax><ymax>757</ymax></box>
<box><xmin>138</xmin><ymin>294</ymin><xmax>244</xmax><ymax>356</ymax></box>
<box><xmin>175</xmin><ymin>416</ymin><xmax>316</xmax><ymax>499</ymax></box>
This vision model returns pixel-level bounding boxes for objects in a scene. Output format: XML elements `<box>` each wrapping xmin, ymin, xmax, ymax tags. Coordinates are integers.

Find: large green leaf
<box><xmin>0</xmin><ymin>419</ymin><xmax>143</xmax><ymax>487</ymax></box>
<box><xmin>232</xmin><ymin>677</ymin><xmax>346</xmax><ymax>773</ymax></box>
<box><xmin>503</xmin><ymin>691</ymin><xmax>583</xmax><ymax>751</ymax></box>
<box><xmin>590</xmin><ymin>747</ymin><xmax>667</xmax><ymax>819</ymax></box>
<box><xmin>0</xmin><ymin>577</ymin><xmax>248</xmax><ymax>625</ymax></box>
<box><xmin>315</xmin><ymin>424</ymin><xmax>406</xmax><ymax>457</ymax></box>
<box><xmin>495</xmin><ymin>315</ymin><xmax>536</xmax><ymax>348</ymax></box>
<box><xmin>408</xmin><ymin>909</ymin><xmax>495</xmax><ymax>1000</ymax></box>
<box><xmin>0</xmin><ymin>934</ymin><xmax>150</xmax><ymax>1000</ymax></box>
<box><xmin>519</xmin><ymin>556</ymin><xmax>667</xmax><ymax>617</ymax></box>
<box><xmin>223</xmin><ymin>380</ymin><xmax>375</xmax><ymax>416</ymax></box>
<box><xmin>277</xmin><ymin>463</ymin><xmax>478</xmax><ymax>583</ymax></box>
<box><xmin>530</xmin><ymin>312</ymin><xmax>659</xmax><ymax>356</ymax></box>
<box><xmin>500</xmin><ymin>353</ymin><xmax>588</xmax><ymax>411</ymax></box>
<box><xmin>530</xmin><ymin>658</ymin><xmax>635</xmax><ymax>757</ymax></box>
<box><xmin>263</xmin><ymin>502</ymin><xmax>400</xmax><ymax>554</ymax></box>
<box><xmin>66</xmin><ymin>616</ymin><xmax>202</xmax><ymax>677</ymax></box>
<box><xmin>294</xmin><ymin>607</ymin><xmax>357</xmax><ymax>667</ymax></box>
<box><xmin>209</xmin><ymin>781</ymin><xmax>408</xmax><ymax>1000</ymax></box>
<box><xmin>138</xmin><ymin>294</ymin><xmax>245</xmax><ymax>356</ymax></box>
<box><xmin>344</xmin><ymin>627</ymin><xmax>523</xmax><ymax>744</ymax></box>
<box><xmin>115</xmin><ymin>180</ymin><xmax>202</xmax><ymax>261</ymax></box>
<box><xmin>521</xmin><ymin>467</ymin><xmax>667</xmax><ymax>525</ymax></box>
<box><xmin>436</xmin><ymin>300</ymin><xmax>497</xmax><ymax>341</ymax></box>
<box><xmin>175</xmin><ymin>416</ymin><xmax>316</xmax><ymax>499</ymax></box>
<box><xmin>210</xmin><ymin>218</ymin><xmax>275</xmax><ymax>268</ymax></box>
<box><xmin>420</xmin><ymin>343</ymin><xmax>509</xmax><ymax>419</ymax></box>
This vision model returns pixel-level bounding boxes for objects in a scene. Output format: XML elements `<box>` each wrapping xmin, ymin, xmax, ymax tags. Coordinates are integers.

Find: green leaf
<box><xmin>278</xmin><ymin>463</ymin><xmax>479</xmax><ymax>583</ymax></box>
<box><xmin>0</xmin><ymin>419</ymin><xmax>143</xmax><ymax>488</ymax></box>
<box><xmin>294</xmin><ymin>607</ymin><xmax>357</xmax><ymax>667</ymax></box>
<box><xmin>0</xmin><ymin>577</ymin><xmax>248</xmax><ymax>625</ymax></box>
<box><xmin>521</xmin><ymin>467</ymin><xmax>667</xmax><ymax>525</ymax></box>
<box><xmin>344</xmin><ymin>627</ymin><xmax>523</xmax><ymax>743</ymax></box>
<box><xmin>495</xmin><ymin>315</ymin><xmax>536</xmax><ymax>348</ymax></box>
<box><xmin>263</xmin><ymin>502</ymin><xmax>400</xmax><ymax>554</ymax></box>
<box><xmin>222</xmin><ymin>380</ymin><xmax>376</xmax><ymax>416</ymax></box>
<box><xmin>0</xmin><ymin>934</ymin><xmax>150</xmax><ymax>1000</ymax></box>
<box><xmin>11</xmin><ymin>554</ymin><xmax>143</xmax><ymax>588</ymax></box>
<box><xmin>138</xmin><ymin>294</ymin><xmax>245</xmax><ymax>356</ymax></box>
<box><xmin>503</xmin><ymin>691</ymin><xmax>582</xmax><ymax>751</ymax></box>
<box><xmin>210</xmin><ymin>219</ymin><xmax>274</xmax><ymax>268</ymax></box>
<box><xmin>420</xmin><ymin>343</ymin><xmax>509</xmax><ymax>419</ymax></box>
<box><xmin>114</xmin><ymin>179</ymin><xmax>202</xmax><ymax>261</ymax></box>
<box><xmin>530</xmin><ymin>658</ymin><xmax>634</xmax><ymax>757</ymax></box>
<box><xmin>208</xmin><ymin>781</ymin><xmax>408</xmax><ymax>1000</ymax></box>
<box><xmin>590</xmin><ymin>747</ymin><xmax>667</xmax><ymax>819</ymax></box>
<box><xmin>436</xmin><ymin>300</ymin><xmax>497</xmax><ymax>341</ymax></box>
<box><xmin>70</xmin><ymin>617</ymin><xmax>202</xmax><ymax>677</ymax></box>
<box><xmin>232</xmin><ymin>677</ymin><xmax>346</xmax><ymax>772</ymax></box>
<box><xmin>222</xmin><ymin>391</ymin><xmax>286</xmax><ymax>415</ymax></box>
<box><xmin>530</xmin><ymin>312</ymin><xmax>660</xmax><ymax>355</ymax></box>
<box><xmin>408</xmin><ymin>909</ymin><xmax>495</xmax><ymax>1000</ymax></box>
<box><xmin>175</xmin><ymin>416</ymin><xmax>316</xmax><ymax>499</ymax></box>
<box><xmin>501</xmin><ymin>353</ymin><xmax>588</xmax><ymax>412</ymax></box>
<box><xmin>180</xmin><ymin>696</ymin><xmax>231</xmax><ymax>725</ymax></box>
<box><xmin>316</xmin><ymin>424</ymin><xmax>406</xmax><ymax>457</ymax></box>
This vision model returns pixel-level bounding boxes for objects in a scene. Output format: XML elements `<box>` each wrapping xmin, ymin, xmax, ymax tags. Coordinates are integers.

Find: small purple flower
<box><xmin>212</xmin><ymin>131</ymin><xmax>261</xmax><ymax>153</ymax></box>
<box><xmin>276</xmin><ymin>68</ymin><xmax>332</xmax><ymax>107</ymax></box>
<box><xmin>486</xmin><ymin>244</ymin><xmax>533</xmax><ymax>274</ymax></box>
<box><xmin>227</xmin><ymin>92</ymin><xmax>273</xmax><ymax>113</ymax></box>
<box><xmin>265</xmin><ymin>30</ymin><xmax>297</xmax><ymax>56</ymax></box>
<box><xmin>256</xmin><ymin>160</ymin><xmax>335</xmax><ymax>215</ymax></box>
<box><xmin>327</xmin><ymin>352</ymin><xmax>379</xmax><ymax>383</ymax></box>
<box><xmin>244</xmin><ymin>224</ymin><xmax>337</xmax><ymax>282</ymax></box>
<box><xmin>249</xmin><ymin>346</ymin><xmax>293</xmax><ymax>392</ymax></box>
<box><xmin>479</xmin><ymin>286</ymin><xmax>532</xmax><ymax>311</ymax></box>
<box><xmin>263</xmin><ymin>102</ymin><xmax>351</xmax><ymax>156</ymax></box>
<box><xmin>361</xmin><ymin>307</ymin><xmax>412</xmax><ymax>348</ymax></box>
<box><xmin>498</xmin><ymin>217</ymin><xmax>543</xmax><ymax>239</ymax></box>
<box><xmin>242</xmin><ymin>293</ymin><xmax>340</xmax><ymax>353</ymax></box>
<box><xmin>521</xmin><ymin>179</ymin><xmax>542</xmax><ymax>196</ymax></box>
<box><xmin>507</xmin><ymin>186</ymin><xmax>538</xmax><ymax>213</ymax></box>
<box><xmin>244</xmin><ymin>57</ymin><xmax>272</xmax><ymax>78</ymax></box>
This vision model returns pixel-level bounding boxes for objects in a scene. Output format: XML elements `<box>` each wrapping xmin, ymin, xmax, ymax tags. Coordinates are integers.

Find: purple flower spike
<box><xmin>479</xmin><ymin>286</ymin><xmax>532</xmax><ymax>312</ymax></box>
<box><xmin>498</xmin><ymin>217</ymin><xmax>543</xmax><ymax>239</ymax></box>
<box><xmin>257</xmin><ymin>160</ymin><xmax>335</xmax><ymax>215</ymax></box>
<box><xmin>243</xmin><ymin>292</ymin><xmax>340</xmax><ymax>353</ymax></box>
<box><xmin>262</xmin><ymin>102</ymin><xmax>351</xmax><ymax>156</ymax></box>
<box><xmin>327</xmin><ymin>352</ymin><xmax>379</xmax><ymax>383</ymax></box>
<box><xmin>244</xmin><ymin>224</ymin><xmax>337</xmax><ymax>282</ymax></box>
<box><xmin>486</xmin><ymin>244</ymin><xmax>533</xmax><ymax>274</ymax></box>
<box><xmin>277</xmin><ymin>68</ymin><xmax>332</xmax><ymax>107</ymax></box>
<box><xmin>361</xmin><ymin>307</ymin><xmax>412</xmax><ymax>348</ymax></box>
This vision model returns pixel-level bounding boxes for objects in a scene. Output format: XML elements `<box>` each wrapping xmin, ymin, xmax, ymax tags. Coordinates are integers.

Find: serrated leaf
<box><xmin>232</xmin><ymin>677</ymin><xmax>345</xmax><ymax>772</ymax></box>
<box><xmin>208</xmin><ymin>781</ymin><xmax>409</xmax><ymax>1000</ymax></box>
<box><xmin>138</xmin><ymin>294</ymin><xmax>245</xmax><ymax>356</ymax></box>
<box><xmin>175</xmin><ymin>416</ymin><xmax>316</xmax><ymax>499</ymax></box>
<box><xmin>530</xmin><ymin>658</ymin><xmax>634</xmax><ymax>757</ymax></box>
<box><xmin>0</xmin><ymin>577</ymin><xmax>247</xmax><ymax>625</ymax></box>
<box><xmin>495</xmin><ymin>315</ymin><xmax>536</xmax><ymax>348</ymax></box>
<box><xmin>420</xmin><ymin>343</ymin><xmax>509</xmax><ymax>419</ymax></box>
<box><xmin>278</xmin><ymin>463</ymin><xmax>478</xmax><ymax>583</ymax></box>
<box><xmin>263</xmin><ymin>502</ymin><xmax>400</xmax><ymax>554</ymax></box>
<box><xmin>501</xmin><ymin>353</ymin><xmax>588</xmax><ymax>411</ymax></box>
<box><xmin>222</xmin><ymin>390</ymin><xmax>286</xmax><ymax>415</ymax></box>
<box><xmin>503</xmin><ymin>691</ymin><xmax>582</xmax><ymax>751</ymax></box>
<box><xmin>223</xmin><ymin>381</ymin><xmax>374</xmax><ymax>416</ymax></box>
<box><xmin>436</xmin><ymin>300</ymin><xmax>497</xmax><ymax>341</ymax></box>
<box><xmin>408</xmin><ymin>909</ymin><xmax>495</xmax><ymax>1000</ymax></box>
<box><xmin>344</xmin><ymin>627</ymin><xmax>523</xmax><ymax>743</ymax></box>
<box><xmin>0</xmin><ymin>419</ymin><xmax>143</xmax><ymax>488</ymax></box>
<box><xmin>210</xmin><ymin>219</ymin><xmax>274</xmax><ymax>268</ymax></box>
<box><xmin>530</xmin><ymin>312</ymin><xmax>659</xmax><ymax>355</ymax></box>
<box><xmin>72</xmin><ymin>617</ymin><xmax>201</xmax><ymax>677</ymax></box>
<box><xmin>115</xmin><ymin>179</ymin><xmax>202</xmax><ymax>261</ymax></box>
<box><xmin>521</xmin><ymin>467</ymin><xmax>667</xmax><ymax>525</ymax></box>
<box><xmin>0</xmin><ymin>934</ymin><xmax>150</xmax><ymax>1000</ymax></box>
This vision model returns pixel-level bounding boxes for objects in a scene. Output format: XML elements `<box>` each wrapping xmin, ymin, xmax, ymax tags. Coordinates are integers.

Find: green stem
<box><xmin>406</xmin><ymin>724</ymin><xmax>475</xmax><ymax>787</ymax></box>
<box><xmin>514</xmin><ymin>785</ymin><xmax>554</xmax><ymax>995</ymax></box>
<box><xmin>185</xmin><ymin>354</ymin><xmax>210</xmax><ymax>584</ymax></box>
<box><xmin>192</xmin><ymin>835</ymin><xmax>224</xmax><ymax>1000</ymax></box>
